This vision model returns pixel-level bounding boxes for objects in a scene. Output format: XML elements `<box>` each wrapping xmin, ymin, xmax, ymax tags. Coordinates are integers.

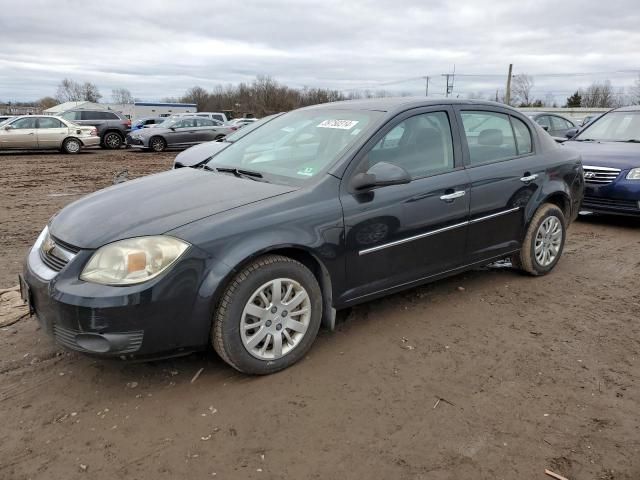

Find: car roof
<box><xmin>613</xmin><ymin>105</ymin><xmax>640</xmax><ymax>112</ymax></box>
<box><xmin>300</xmin><ymin>97</ymin><xmax>522</xmax><ymax>115</ymax></box>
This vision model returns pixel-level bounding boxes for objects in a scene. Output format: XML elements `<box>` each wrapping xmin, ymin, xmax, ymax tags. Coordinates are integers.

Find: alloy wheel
<box><xmin>240</xmin><ymin>278</ymin><xmax>311</xmax><ymax>360</ymax></box>
<box><xmin>534</xmin><ymin>215</ymin><xmax>563</xmax><ymax>267</ymax></box>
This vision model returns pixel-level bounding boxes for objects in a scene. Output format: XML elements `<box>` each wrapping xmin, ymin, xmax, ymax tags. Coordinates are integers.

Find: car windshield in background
<box><xmin>575</xmin><ymin>111</ymin><xmax>640</xmax><ymax>142</ymax></box>
<box><xmin>206</xmin><ymin>109</ymin><xmax>380</xmax><ymax>183</ymax></box>
<box><xmin>157</xmin><ymin>118</ymin><xmax>178</xmax><ymax>128</ymax></box>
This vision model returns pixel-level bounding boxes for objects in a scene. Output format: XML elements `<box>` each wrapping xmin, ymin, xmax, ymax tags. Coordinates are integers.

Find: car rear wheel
<box><xmin>62</xmin><ymin>138</ymin><xmax>81</xmax><ymax>154</ymax></box>
<box><xmin>212</xmin><ymin>255</ymin><xmax>322</xmax><ymax>374</ymax></box>
<box><xmin>149</xmin><ymin>136</ymin><xmax>166</xmax><ymax>152</ymax></box>
<box><xmin>103</xmin><ymin>132</ymin><xmax>123</xmax><ymax>149</ymax></box>
<box><xmin>513</xmin><ymin>203</ymin><xmax>566</xmax><ymax>276</ymax></box>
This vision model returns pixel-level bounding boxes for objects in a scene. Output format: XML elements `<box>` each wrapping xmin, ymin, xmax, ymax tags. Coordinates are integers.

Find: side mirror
<box><xmin>4</xmin><ymin>125</ymin><xmax>13</xmax><ymax>130</ymax></box>
<box><xmin>540</xmin><ymin>125</ymin><xmax>549</xmax><ymax>132</ymax></box>
<box><xmin>350</xmin><ymin>161</ymin><xmax>411</xmax><ymax>191</ymax></box>
<box><xmin>565</xmin><ymin>128</ymin><xmax>578</xmax><ymax>138</ymax></box>
<box><xmin>169</xmin><ymin>126</ymin><xmax>176</xmax><ymax>131</ymax></box>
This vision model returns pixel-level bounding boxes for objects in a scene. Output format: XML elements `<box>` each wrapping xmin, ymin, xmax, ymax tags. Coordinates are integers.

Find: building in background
<box><xmin>0</xmin><ymin>103</ymin><xmax>41</xmax><ymax>115</ymax></box>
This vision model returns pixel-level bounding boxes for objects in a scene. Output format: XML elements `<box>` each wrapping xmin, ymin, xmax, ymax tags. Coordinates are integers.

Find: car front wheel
<box><xmin>513</xmin><ymin>203</ymin><xmax>566</xmax><ymax>276</ymax></box>
<box><xmin>149</xmin><ymin>136</ymin><xmax>166</xmax><ymax>152</ymax></box>
<box><xmin>212</xmin><ymin>255</ymin><xmax>323</xmax><ymax>374</ymax></box>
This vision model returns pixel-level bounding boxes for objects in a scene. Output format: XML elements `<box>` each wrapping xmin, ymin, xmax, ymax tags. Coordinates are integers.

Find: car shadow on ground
<box><xmin>577</xmin><ymin>212</ymin><xmax>640</xmax><ymax>228</ymax></box>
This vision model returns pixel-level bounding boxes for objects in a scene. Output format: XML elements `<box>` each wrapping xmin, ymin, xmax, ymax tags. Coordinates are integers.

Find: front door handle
<box><xmin>440</xmin><ymin>190</ymin><xmax>466</xmax><ymax>202</ymax></box>
<box><xmin>520</xmin><ymin>174</ymin><xmax>538</xmax><ymax>182</ymax></box>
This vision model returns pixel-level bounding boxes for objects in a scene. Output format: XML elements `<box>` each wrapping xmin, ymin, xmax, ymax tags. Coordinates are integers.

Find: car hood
<box><xmin>50</xmin><ymin>168</ymin><xmax>297</xmax><ymax>249</ymax></box>
<box><xmin>562</xmin><ymin>140</ymin><xmax>640</xmax><ymax>170</ymax></box>
<box><xmin>174</xmin><ymin>141</ymin><xmax>230</xmax><ymax>167</ymax></box>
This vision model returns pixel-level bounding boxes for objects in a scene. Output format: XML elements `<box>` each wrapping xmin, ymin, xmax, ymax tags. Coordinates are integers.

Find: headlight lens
<box><xmin>626</xmin><ymin>168</ymin><xmax>640</xmax><ymax>180</ymax></box>
<box><xmin>80</xmin><ymin>236</ymin><xmax>189</xmax><ymax>285</ymax></box>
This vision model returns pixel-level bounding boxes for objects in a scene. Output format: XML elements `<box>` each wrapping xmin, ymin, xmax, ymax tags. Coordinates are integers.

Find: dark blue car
<box><xmin>563</xmin><ymin>106</ymin><xmax>640</xmax><ymax>216</ymax></box>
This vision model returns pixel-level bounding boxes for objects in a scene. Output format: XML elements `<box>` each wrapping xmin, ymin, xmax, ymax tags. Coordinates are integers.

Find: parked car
<box><xmin>130</xmin><ymin>117</ymin><xmax>165</xmax><ymax>132</ymax></box>
<box><xmin>579</xmin><ymin>113</ymin><xmax>603</xmax><ymax>128</ymax></box>
<box><xmin>0</xmin><ymin>115</ymin><xmax>99</xmax><ymax>153</ymax></box>
<box><xmin>227</xmin><ymin>118</ymin><xmax>258</xmax><ymax>128</ymax></box>
<box><xmin>172</xmin><ymin>111</ymin><xmax>228</xmax><ymax>123</ymax></box>
<box><xmin>126</xmin><ymin>116</ymin><xmax>234</xmax><ymax>152</ymax></box>
<box><xmin>524</xmin><ymin>112</ymin><xmax>577</xmax><ymax>141</ymax></box>
<box><xmin>21</xmin><ymin>98</ymin><xmax>583</xmax><ymax>374</ymax></box>
<box><xmin>173</xmin><ymin>114</ymin><xmax>283</xmax><ymax>168</ymax></box>
<box><xmin>58</xmin><ymin>109</ymin><xmax>131</xmax><ymax>149</ymax></box>
<box><xmin>562</xmin><ymin>106</ymin><xmax>640</xmax><ymax>216</ymax></box>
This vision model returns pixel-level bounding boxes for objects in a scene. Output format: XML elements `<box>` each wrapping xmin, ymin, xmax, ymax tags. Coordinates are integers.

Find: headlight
<box><xmin>80</xmin><ymin>236</ymin><xmax>189</xmax><ymax>285</ymax></box>
<box><xmin>626</xmin><ymin>168</ymin><xmax>640</xmax><ymax>180</ymax></box>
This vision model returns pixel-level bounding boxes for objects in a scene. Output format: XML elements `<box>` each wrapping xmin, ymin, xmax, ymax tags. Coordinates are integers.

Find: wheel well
<box><xmin>102</xmin><ymin>129</ymin><xmax>123</xmax><ymax>139</ymax></box>
<box><xmin>543</xmin><ymin>193</ymin><xmax>571</xmax><ymax>220</ymax></box>
<box><xmin>214</xmin><ymin>247</ymin><xmax>334</xmax><ymax>326</ymax></box>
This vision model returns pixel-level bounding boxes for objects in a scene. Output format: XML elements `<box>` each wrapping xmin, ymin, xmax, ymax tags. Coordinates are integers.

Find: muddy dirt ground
<box><xmin>1</xmin><ymin>149</ymin><xmax>639</xmax><ymax>479</ymax></box>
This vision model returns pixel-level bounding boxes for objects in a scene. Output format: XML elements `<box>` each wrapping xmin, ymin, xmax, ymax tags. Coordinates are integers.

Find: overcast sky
<box><xmin>1</xmin><ymin>0</ymin><xmax>639</xmax><ymax>103</ymax></box>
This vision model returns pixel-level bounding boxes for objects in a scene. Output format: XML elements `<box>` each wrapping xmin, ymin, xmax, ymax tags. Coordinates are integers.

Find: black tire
<box><xmin>149</xmin><ymin>136</ymin><xmax>166</xmax><ymax>152</ymax></box>
<box><xmin>513</xmin><ymin>203</ymin><xmax>566</xmax><ymax>276</ymax></box>
<box><xmin>102</xmin><ymin>131</ymin><xmax>123</xmax><ymax>150</ymax></box>
<box><xmin>62</xmin><ymin>137</ymin><xmax>82</xmax><ymax>154</ymax></box>
<box><xmin>212</xmin><ymin>255</ymin><xmax>323</xmax><ymax>375</ymax></box>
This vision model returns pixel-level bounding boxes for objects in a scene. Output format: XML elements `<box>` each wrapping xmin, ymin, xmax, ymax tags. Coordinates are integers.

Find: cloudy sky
<box><xmin>1</xmin><ymin>0</ymin><xmax>639</xmax><ymax>103</ymax></box>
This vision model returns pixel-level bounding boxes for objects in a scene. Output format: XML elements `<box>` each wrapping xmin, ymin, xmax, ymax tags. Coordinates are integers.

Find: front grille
<box><xmin>39</xmin><ymin>235</ymin><xmax>79</xmax><ymax>272</ymax></box>
<box><xmin>583</xmin><ymin>196</ymin><xmax>640</xmax><ymax>212</ymax></box>
<box><xmin>583</xmin><ymin>165</ymin><xmax>621</xmax><ymax>184</ymax></box>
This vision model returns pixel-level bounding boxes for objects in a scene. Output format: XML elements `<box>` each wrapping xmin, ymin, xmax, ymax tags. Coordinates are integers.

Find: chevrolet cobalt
<box><xmin>22</xmin><ymin>99</ymin><xmax>584</xmax><ymax>374</ymax></box>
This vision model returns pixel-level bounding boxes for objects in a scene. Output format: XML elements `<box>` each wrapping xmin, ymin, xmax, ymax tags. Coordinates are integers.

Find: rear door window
<box><xmin>510</xmin><ymin>116</ymin><xmax>533</xmax><ymax>154</ymax></box>
<box><xmin>460</xmin><ymin>111</ymin><xmax>517</xmax><ymax>165</ymax></box>
<box><xmin>37</xmin><ymin>117</ymin><xmax>64</xmax><ymax>129</ymax></box>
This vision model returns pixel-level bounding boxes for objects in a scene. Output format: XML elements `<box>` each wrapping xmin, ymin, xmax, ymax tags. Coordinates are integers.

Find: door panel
<box><xmin>340</xmin><ymin>107</ymin><xmax>470</xmax><ymax>301</ymax></box>
<box><xmin>36</xmin><ymin>117</ymin><xmax>68</xmax><ymax>148</ymax></box>
<box><xmin>342</xmin><ymin>171</ymin><xmax>470</xmax><ymax>299</ymax></box>
<box><xmin>457</xmin><ymin>108</ymin><xmax>544</xmax><ymax>262</ymax></box>
<box><xmin>0</xmin><ymin>117</ymin><xmax>38</xmax><ymax>148</ymax></box>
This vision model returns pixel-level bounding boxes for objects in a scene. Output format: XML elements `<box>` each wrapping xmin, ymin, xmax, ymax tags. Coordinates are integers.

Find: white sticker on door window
<box><xmin>317</xmin><ymin>119</ymin><xmax>359</xmax><ymax>130</ymax></box>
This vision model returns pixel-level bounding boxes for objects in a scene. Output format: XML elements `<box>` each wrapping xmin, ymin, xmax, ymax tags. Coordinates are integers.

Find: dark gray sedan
<box><xmin>126</xmin><ymin>116</ymin><xmax>233</xmax><ymax>152</ymax></box>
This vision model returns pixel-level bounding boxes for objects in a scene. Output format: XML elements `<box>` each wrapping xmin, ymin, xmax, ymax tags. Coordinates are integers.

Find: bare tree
<box><xmin>180</xmin><ymin>86</ymin><xmax>210</xmax><ymax>111</ymax></box>
<box><xmin>56</xmin><ymin>78</ymin><xmax>102</xmax><ymax>103</ymax></box>
<box><xmin>38</xmin><ymin>96</ymin><xmax>58</xmax><ymax>110</ymax></box>
<box><xmin>56</xmin><ymin>78</ymin><xmax>83</xmax><ymax>102</ymax></box>
<box><xmin>80</xmin><ymin>82</ymin><xmax>102</xmax><ymax>102</ymax></box>
<box><xmin>512</xmin><ymin>74</ymin><xmax>534</xmax><ymax>106</ymax></box>
<box><xmin>630</xmin><ymin>75</ymin><xmax>640</xmax><ymax>105</ymax></box>
<box><xmin>111</xmin><ymin>88</ymin><xmax>134</xmax><ymax>104</ymax></box>
<box><xmin>580</xmin><ymin>80</ymin><xmax>616</xmax><ymax>108</ymax></box>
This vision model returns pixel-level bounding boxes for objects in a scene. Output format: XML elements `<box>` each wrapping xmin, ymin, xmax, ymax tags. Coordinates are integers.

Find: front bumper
<box><xmin>126</xmin><ymin>134</ymin><xmax>148</xmax><ymax>148</ymax></box>
<box><xmin>581</xmin><ymin>175</ymin><xmax>640</xmax><ymax>216</ymax></box>
<box><xmin>22</xmin><ymin>232</ymin><xmax>216</xmax><ymax>358</ymax></box>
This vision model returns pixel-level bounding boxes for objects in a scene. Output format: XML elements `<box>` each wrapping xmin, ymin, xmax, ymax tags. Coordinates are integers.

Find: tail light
<box><xmin>124</xmin><ymin>119</ymin><xmax>131</xmax><ymax>128</ymax></box>
<box><xmin>90</xmin><ymin>128</ymin><xmax>98</xmax><ymax>136</ymax></box>
<box><xmin>229</xmin><ymin>126</ymin><xmax>238</xmax><ymax>131</ymax></box>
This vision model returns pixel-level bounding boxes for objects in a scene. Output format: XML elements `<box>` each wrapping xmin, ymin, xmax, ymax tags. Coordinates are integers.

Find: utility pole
<box><xmin>442</xmin><ymin>65</ymin><xmax>455</xmax><ymax>98</ymax></box>
<box><xmin>423</xmin><ymin>76</ymin><xmax>430</xmax><ymax>96</ymax></box>
<box><xmin>505</xmin><ymin>63</ymin><xmax>513</xmax><ymax>105</ymax></box>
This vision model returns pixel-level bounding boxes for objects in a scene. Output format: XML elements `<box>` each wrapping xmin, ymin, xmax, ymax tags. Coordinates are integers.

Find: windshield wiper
<box><xmin>623</xmin><ymin>139</ymin><xmax>640</xmax><ymax>143</ymax></box>
<box><xmin>213</xmin><ymin>166</ymin><xmax>265</xmax><ymax>181</ymax></box>
<box><xmin>575</xmin><ymin>138</ymin><xmax>597</xmax><ymax>142</ymax></box>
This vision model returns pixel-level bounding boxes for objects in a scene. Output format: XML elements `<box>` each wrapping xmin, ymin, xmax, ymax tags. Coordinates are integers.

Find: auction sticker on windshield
<box><xmin>317</xmin><ymin>119</ymin><xmax>359</xmax><ymax>130</ymax></box>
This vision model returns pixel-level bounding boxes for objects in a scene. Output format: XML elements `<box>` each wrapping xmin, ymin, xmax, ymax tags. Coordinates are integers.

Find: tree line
<box><xmin>5</xmin><ymin>74</ymin><xmax>640</xmax><ymax>114</ymax></box>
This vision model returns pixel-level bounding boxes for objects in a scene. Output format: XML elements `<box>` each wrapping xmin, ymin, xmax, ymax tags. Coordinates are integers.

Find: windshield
<box><xmin>156</xmin><ymin>118</ymin><xmax>179</xmax><ymax>128</ymax></box>
<box><xmin>223</xmin><ymin>114</ymin><xmax>281</xmax><ymax>142</ymax></box>
<box><xmin>206</xmin><ymin>109</ymin><xmax>380</xmax><ymax>184</ymax></box>
<box><xmin>575</xmin><ymin>111</ymin><xmax>640</xmax><ymax>141</ymax></box>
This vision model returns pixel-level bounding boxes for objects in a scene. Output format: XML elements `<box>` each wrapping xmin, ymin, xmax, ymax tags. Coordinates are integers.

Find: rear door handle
<box><xmin>520</xmin><ymin>174</ymin><xmax>538</xmax><ymax>182</ymax></box>
<box><xmin>440</xmin><ymin>191</ymin><xmax>466</xmax><ymax>201</ymax></box>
